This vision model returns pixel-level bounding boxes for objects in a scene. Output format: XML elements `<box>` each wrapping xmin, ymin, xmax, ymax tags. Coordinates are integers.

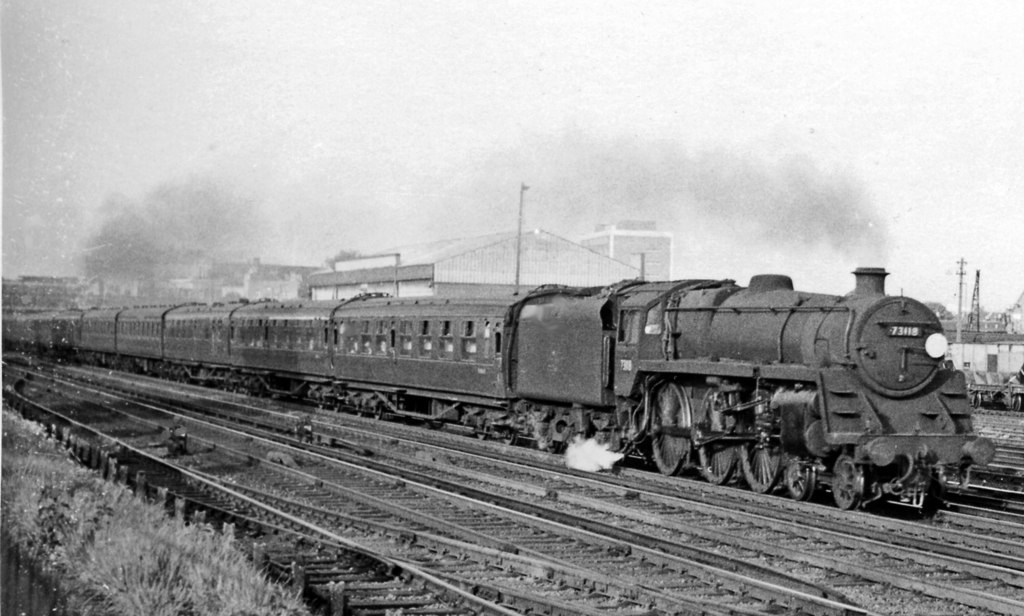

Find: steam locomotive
<box><xmin>3</xmin><ymin>267</ymin><xmax>995</xmax><ymax>509</ymax></box>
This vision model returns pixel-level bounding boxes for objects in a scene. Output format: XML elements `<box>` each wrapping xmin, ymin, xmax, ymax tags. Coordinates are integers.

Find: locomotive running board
<box><xmin>638</xmin><ymin>359</ymin><xmax>818</xmax><ymax>382</ymax></box>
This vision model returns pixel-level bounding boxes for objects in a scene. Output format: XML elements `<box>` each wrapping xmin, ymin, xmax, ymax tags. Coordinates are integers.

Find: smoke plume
<box><xmin>83</xmin><ymin>176</ymin><xmax>263</xmax><ymax>280</ymax></box>
<box><xmin>409</xmin><ymin>131</ymin><xmax>890</xmax><ymax>269</ymax></box>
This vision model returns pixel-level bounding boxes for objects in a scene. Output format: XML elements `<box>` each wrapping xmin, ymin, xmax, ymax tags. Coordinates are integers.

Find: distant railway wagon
<box><xmin>954</xmin><ymin>341</ymin><xmax>1024</xmax><ymax>411</ymax></box>
<box><xmin>3</xmin><ymin>268</ymin><xmax>996</xmax><ymax>510</ymax></box>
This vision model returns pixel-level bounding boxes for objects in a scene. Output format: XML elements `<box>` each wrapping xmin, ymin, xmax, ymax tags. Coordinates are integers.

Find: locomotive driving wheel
<box><xmin>739</xmin><ymin>390</ymin><xmax>782</xmax><ymax>493</ymax></box>
<box><xmin>699</xmin><ymin>444</ymin><xmax>737</xmax><ymax>484</ymax></box>
<box><xmin>649</xmin><ymin>382</ymin><xmax>693</xmax><ymax>476</ymax></box>
<box><xmin>697</xmin><ymin>390</ymin><xmax>737</xmax><ymax>484</ymax></box>
<box><xmin>740</xmin><ymin>441</ymin><xmax>783</xmax><ymax>493</ymax></box>
<box><xmin>831</xmin><ymin>454</ymin><xmax>865</xmax><ymax>510</ymax></box>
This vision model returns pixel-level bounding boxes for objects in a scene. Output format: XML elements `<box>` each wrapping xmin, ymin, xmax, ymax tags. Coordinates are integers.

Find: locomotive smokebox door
<box><xmin>513</xmin><ymin>296</ymin><xmax>614</xmax><ymax>407</ymax></box>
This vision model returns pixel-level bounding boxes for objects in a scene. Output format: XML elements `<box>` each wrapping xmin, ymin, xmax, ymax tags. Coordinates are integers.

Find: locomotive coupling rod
<box><xmin>692</xmin><ymin>433</ymin><xmax>756</xmax><ymax>447</ymax></box>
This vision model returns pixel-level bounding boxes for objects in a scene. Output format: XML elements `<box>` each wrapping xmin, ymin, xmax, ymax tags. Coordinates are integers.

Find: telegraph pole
<box><xmin>956</xmin><ymin>257</ymin><xmax>967</xmax><ymax>343</ymax></box>
<box><xmin>514</xmin><ymin>183</ymin><xmax>529</xmax><ymax>295</ymax></box>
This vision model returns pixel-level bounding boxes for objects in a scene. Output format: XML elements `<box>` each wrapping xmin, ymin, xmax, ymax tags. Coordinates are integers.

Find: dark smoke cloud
<box><xmin>83</xmin><ymin>176</ymin><xmax>263</xmax><ymax>280</ymax></box>
<box><xmin>413</xmin><ymin>131</ymin><xmax>889</xmax><ymax>266</ymax></box>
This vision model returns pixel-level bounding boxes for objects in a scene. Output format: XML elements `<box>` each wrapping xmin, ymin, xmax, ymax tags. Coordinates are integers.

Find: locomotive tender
<box><xmin>3</xmin><ymin>267</ymin><xmax>995</xmax><ymax>509</ymax></box>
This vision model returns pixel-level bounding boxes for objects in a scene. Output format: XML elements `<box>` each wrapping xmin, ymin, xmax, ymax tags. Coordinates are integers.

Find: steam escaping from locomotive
<box><xmin>565</xmin><ymin>436</ymin><xmax>625</xmax><ymax>472</ymax></box>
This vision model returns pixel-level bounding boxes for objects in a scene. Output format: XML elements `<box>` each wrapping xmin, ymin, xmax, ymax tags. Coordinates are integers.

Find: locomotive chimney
<box><xmin>852</xmin><ymin>267</ymin><xmax>888</xmax><ymax>296</ymax></box>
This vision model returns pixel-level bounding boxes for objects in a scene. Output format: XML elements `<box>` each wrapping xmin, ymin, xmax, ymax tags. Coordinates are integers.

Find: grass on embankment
<box><xmin>1</xmin><ymin>407</ymin><xmax>310</xmax><ymax>616</ymax></box>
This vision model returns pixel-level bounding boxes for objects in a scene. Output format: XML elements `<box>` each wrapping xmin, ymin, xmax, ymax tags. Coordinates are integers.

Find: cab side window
<box><xmin>618</xmin><ymin>310</ymin><xmax>641</xmax><ymax>344</ymax></box>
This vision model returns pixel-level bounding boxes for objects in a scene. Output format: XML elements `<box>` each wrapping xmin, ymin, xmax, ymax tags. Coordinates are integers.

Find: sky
<box><xmin>3</xmin><ymin>1</ymin><xmax>1022</xmax><ymax>310</ymax></box>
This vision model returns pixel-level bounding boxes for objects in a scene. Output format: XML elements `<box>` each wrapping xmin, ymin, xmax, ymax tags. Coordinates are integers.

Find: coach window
<box><xmin>419</xmin><ymin>320</ymin><xmax>433</xmax><ymax>354</ymax></box>
<box><xmin>439</xmin><ymin>320</ymin><xmax>454</xmax><ymax>357</ymax></box>
<box><xmin>375</xmin><ymin>320</ymin><xmax>389</xmax><ymax>354</ymax></box>
<box><xmin>461</xmin><ymin>320</ymin><xmax>478</xmax><ymax>357</ymax></box>
<box><xmin>398</xmin><ymin>321</ymin><xmax>413</xmax><ymax>356</ymax></box>
<box><xmin>360</xmin><ymin>320</ymin><xmax>373</xmax><ymax>354</ymax></box>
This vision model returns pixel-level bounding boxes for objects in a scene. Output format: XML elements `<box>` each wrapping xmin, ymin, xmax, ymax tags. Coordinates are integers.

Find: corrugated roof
<box><xmin>352</xmin><ymin>231</ymin><xmax>517</xmax><ymax>266</ymax></box>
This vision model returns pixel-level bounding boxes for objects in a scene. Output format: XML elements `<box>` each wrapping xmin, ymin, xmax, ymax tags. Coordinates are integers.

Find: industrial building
<box><xmin>578</xmin><ymin>220</ymin><xmax>673</xmax><ymax>281</ymax></box>
<box><xmin>307</xmin><ymin>230</ymin><xmax>641</xmax><ymax>301</ymax></box>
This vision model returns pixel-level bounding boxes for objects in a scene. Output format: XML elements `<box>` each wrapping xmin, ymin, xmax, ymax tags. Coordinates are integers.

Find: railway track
<box><xmin>3</xmin><ymin>391</ymin><xmax>520</xmax><ymax>615</ymax></box>
<box><xmin>8</xmin><ymin>362</ymin><xmax>1024</xmax><ymax>615</ymax></box>
<box><xmin>6</xmin><ymin>365</ymin><xmax>870</xmax><ymax>616</ymax></box>
<box><xmin>59</xmin><ymin>362</ymin><xmax>1024</xmax><ymax>530</ymax></box>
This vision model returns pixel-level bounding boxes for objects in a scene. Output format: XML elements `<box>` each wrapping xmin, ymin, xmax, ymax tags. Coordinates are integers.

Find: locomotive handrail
<box><xmin>667</xmin><ymin>305</ymin><xmax>853</xmax><ymax>313</ymax></box>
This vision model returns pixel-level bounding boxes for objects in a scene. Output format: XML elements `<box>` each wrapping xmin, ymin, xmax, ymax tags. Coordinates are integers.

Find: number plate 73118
<box><xmin>888</xmin><ymin>325</ymin><xmax>921</xmax><ymax>337</ymax></box>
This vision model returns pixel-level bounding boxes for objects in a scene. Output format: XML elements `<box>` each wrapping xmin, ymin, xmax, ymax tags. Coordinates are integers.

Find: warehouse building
<box><xmin>578</xmin><ymin>220</ymin><xmax>673</xmax><ymax>281</ymax></box>
<box><xmin>308</xmin><ymin>230</ymin><xmax>640</xmax><ymax>301</ymax></box>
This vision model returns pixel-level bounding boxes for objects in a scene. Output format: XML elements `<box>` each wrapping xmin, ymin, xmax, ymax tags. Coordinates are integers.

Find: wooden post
<box><xmin>134</xmin><ymin>471</ymin><xmax>148</xmax><ymax>497</ymax></box>
<box><xmin>291</xmin><ymin>560</ymin><xmax>307</xmax><ymax>594</ymax></box>
<box><xmin>328</xmin><ymin>581</ymin><xmax>348</xmax><ymax>616</ymax></box>
<box><xmin>252</xmin><ymin>543</ymin><xmax>268</xmax><ymax>570</ymax></box>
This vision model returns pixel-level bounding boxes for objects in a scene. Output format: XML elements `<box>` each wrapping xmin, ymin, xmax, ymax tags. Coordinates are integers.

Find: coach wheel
<box><xmin>1011</xmin><ymin>394</ymin><xmax>1023</xmax><ymax>413</ymax></box>
<box><xmin>649</xmin><ymin>382</ymin><xmax>693</xmax><ymax>476</ymax></box>
<box><xmin>831</xmin><ymin>454</ymin><xmax>864</xmax><ymax>510</ymax></box>
<box><xmin>783</xmin><ymin>458</ymin><xmax>816</xmax><ymax>501</ymax></box>
<box><xmin>740</xmin><ymin>441</ymin><xmax>783</xmax><ymax>494</ymax></box>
